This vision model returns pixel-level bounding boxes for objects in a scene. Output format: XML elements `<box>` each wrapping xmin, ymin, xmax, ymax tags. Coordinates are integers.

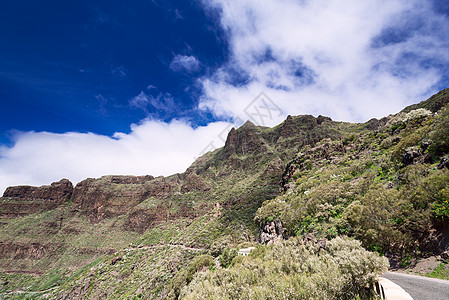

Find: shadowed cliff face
<box><xmin>71</xmin><ymin>175</ymin><xmax>173</xmax><ymax>223</ymax></box>
<box><xmin>3</xmin><ymin>179</ymin><xmax>73</xmax><ymax>203</ymax></box>
<box><xmin>0</xmin><ymin>179</ymin><xmax>73</xmax><ymax>218</ymax></box>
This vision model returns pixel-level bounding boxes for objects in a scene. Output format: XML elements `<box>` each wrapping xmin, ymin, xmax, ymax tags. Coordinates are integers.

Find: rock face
<box><xmin>222</xmin><ymin>121</ymin><xmax>267</xmax><ymax>157</ymax></box>
<box><xmin>402</xmin><ymin>145</ymin><xmax>432</xmax><ymax>166</ymax></box>
<box><xmin>258</xmin><ymin>220</ymin><xmax>287</xmax><ymax>245</ymax></box>
<box><xmin>0</xmin><ymin>179</ymin><xmax>73</xmax><ymax>218</ymax></box>
<box><xmin>181</xmin><ymin>172</ymin><xmax>211</xmax><ymax>193</ymax></box>
<box><xmin>0</xmin><ymin>242</ymin><xmax>58</xmax><ymax>260</ymax></box>
<box><xmin>438</xmin><ymin>156</ymin><xmax>449</xmax><ymax>170</ymax></box>
<box><xmin>3</xmin><ymin>179</ymin><xmax>73</xmax><ymax>203</ymax></box>
<box><xmin>124</xmin><ymin>209</ymin><xmax>158</xmax><ymax>234</ymax></box>
<box><xmin>71</xmin><ymin>175</ymin><xmax>173</xmax><ymax>223</ymax></box>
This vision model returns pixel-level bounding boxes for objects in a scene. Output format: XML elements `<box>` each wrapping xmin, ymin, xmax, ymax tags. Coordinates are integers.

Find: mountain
<box><xmin>0</xmin><ymin>88</ymin><xmax>448</xmax><ymax>298</ymax></box>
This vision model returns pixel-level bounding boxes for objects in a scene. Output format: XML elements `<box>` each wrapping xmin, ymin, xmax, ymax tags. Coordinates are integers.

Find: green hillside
<box><xmin>0</xmin><ymin>89</ymin><xmax>448</xmax><ymax>299</ymax></box>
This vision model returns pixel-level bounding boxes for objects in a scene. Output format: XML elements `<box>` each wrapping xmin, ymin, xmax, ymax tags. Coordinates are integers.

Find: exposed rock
<box><xmin>111</xmin><ymin>256</ymin><xmax>122</xmax><ymax>265</ymax></box>
<box><xmin>278</xmin><ymin>115</ymin><xmax>318</xmax><ymax>139</ymax></box>
<box><xmin>106</xmin><ymin>175</ymin><xmax>154</xmax><ymax>184</ymax></box>
<box><xmin>223</xmin><ymin>127</ymin><xmax>238</xmax><ymax>156</ymax></box>
<box><xmin>438</xmin><ymin>156</ymin><xmax>449</xmax><ymax>170</ymax></box>
<box><xmin>71</xmin><ymin>176</ymin><xmax>172</xmax><ymax>223</ymax></box>
<box><xmin>3</xmin><ymin>179</ymin><xmax>73</xmax><ymax>203</ymax></box>
<box><xmin>124</xmin><ymin>209</ymin><xmax>157</xmax><ymax>234</ymax></box>
<box><xmin>317</xmin><ymin>115</ymin><xmax>332</xmax><ymax>125</ymax></box>
<box><xmin>402</xmin><ymin>146</ymin><xmax>422</xmax><ymax>166</ymax></box>
<box><xmin>262</xmin><ymin>157</ymin><xmax>284</xmax><ymax>182</ymax></box>
<box><xmin>0</xmin><ymin>179</ymin><xmax>73</xmax><ymax>218</ymax></box>
<box><xmin>364</xmin><ymin>118</ymin><xmax>381</xmax><ymax>130</ymax></box>
<box><xmin>420</xmin><ymin>140</ymin><xmax>431</xmax><ymax>151</ymax></box>
<box><xmin>258</xmin><ymin>220</ymin><xmax>287</xmax><ymax>245</ymax></box>
<box><xmin>0</xmin><ymin>242</ymin><xmax>59</xmax><ymax>260</ymax></box>
<box><xmin>303</xmin><ymin>233</ymin><xmax>327</xmax><ymax>250</ymax></box>
<box><xmin>181</xmin><ymin>172</ymin><xmax>211</xmax><ymax>193</ymax></box>
<box><xmin>438</xmin><ymin>250</ymin><xmax>449</xmax><ymax>263</ymax></box>
<box><xmin>281</xmin><ymin>141</ymin><xmax>348</xmax><ymax>191</ymax></box>
<box><xmin>222</xmin><ymin>121</ymin><xmax>267</xmax><ymax>157</ymax></box>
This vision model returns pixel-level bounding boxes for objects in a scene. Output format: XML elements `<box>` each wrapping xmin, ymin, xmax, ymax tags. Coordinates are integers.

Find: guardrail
<box><xmin>375</xmin><ymin>277</ymin><xmax>413</xmax><ymax>300</ymax></box>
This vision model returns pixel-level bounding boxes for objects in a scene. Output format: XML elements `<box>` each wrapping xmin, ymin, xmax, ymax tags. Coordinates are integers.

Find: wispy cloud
<box><xmin>170</xmin><ymin>54</ymin><xmax>200</xmax><ymax>72</ymax></box>
<box><xmin>199</xmin><ymin>0</ymin><xmax>449</xmax><ymax>124</ymax></box>
<box><xmin>111</xmin><ymin>65</ymin><xmax>127</xmax><ymax>77</ymax></box>
<box><xmin>129</xmin><ymin>91</ymin><xmax>177</xmax><ymax>117</ymax></box>
<box><xmin>95</xmin><ymin>94</ymin><xmax>108</xmax><ymax>115</ymax></box>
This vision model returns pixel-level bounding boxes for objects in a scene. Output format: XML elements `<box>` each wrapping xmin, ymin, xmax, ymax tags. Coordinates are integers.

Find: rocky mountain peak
<box><xmin>222</xmin><ymin>121</ymin><xmax>266</xmax><ymax>157</ymax></box>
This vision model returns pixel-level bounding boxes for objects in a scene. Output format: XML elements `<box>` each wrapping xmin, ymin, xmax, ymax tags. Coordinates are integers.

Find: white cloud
<box><xmin>2</xmin><ymin>0</ymin><xmax>448</xmax><ymax>196</ymax></box>
<box><xmin>129</xmin><ymin>91</ymin><xmax>151</xmax><ymax>112</ymax></box>
<box><xmin>199</xmin><ymin>0</ymin><xmax>449</xmax><ymax>124</ymax></box>
<box><xmin>0</xmin><ymin>120</ymin><xmax>233</xmax><ymax>194</ymax></box>
<box><xmin>170</xmin><ymin>54</ymin><xmax>200</xmax><ymax>72</ymax></box>
<box><xmin>129</xmin><ymin>91</ymin><xmax>176</xmax><ymax>116</ymax></box>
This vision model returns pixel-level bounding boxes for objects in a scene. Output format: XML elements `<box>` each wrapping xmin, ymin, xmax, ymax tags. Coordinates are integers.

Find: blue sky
<box><xmin>0</xmin><ymin>0</ymin><xmax>227</xmax><ymax>144</ymax></box>
<box><xmin>1</xmin><ymin>0</ymin><xmax>449</xmax><ymax>192</ymax></box>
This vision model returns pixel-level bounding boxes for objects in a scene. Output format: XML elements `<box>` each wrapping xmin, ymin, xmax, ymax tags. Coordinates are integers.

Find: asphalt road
<box><xmin>383</xmin><ymin>271</ymin><xmax>449</xmax><ymax>300</ymax></box>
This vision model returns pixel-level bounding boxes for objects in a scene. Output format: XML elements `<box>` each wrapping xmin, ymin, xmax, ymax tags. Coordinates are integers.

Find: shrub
<box><xmin>180</xmin><ymin>236</ymin><xmax>388</xmax><ymax>300</ymax></box>
<box><xmin>208</xmin><ymin>235</ymin><xmax>233</xmax><ymax>257</ymax></box>
<box><xmin>167</xmin><ymin>254</ymin><xmax>215</xmax><ymax>299</ymax></box>
<box><xmin>429</xmin><ymin>104</ymin><xmax>449</xmax><ymax>155</ymax></box>
<box><xmin>218</xmin><ymin>248</ymin><xmax>237</xmax><ymax>268</ymax></box>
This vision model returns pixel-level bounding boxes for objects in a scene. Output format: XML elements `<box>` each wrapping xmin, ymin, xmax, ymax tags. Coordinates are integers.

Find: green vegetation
<box><xmin>256</xmin><ymin>102</ymin><xmax>449</xmax><ymax>258</ymax></box>
<box><xmin>180</xmin><ymin>237</ymin><xmax>388</xmax><ymax>299</ymax></box>
<box><xmin>423</xmin><ymin>262</ymin><xmax>449</xmax><ymax>280</ymax></box>
<box><xmin>1</xmin><ymin>89</ymin><xmax>448</xmax><ymax>299</ymax></box>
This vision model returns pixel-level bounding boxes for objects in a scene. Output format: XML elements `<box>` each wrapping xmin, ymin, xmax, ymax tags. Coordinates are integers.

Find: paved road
<box><xmin>383</xmin><ymin>271</ymin><xmax>449</xmax><ymax>300</ymax></box>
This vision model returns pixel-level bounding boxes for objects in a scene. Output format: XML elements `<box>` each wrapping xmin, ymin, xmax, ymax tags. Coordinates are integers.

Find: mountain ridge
<box><xmin>0</xmin><ymin>88</ymin><xmax>448</xmax><ymax>298</ymax></box>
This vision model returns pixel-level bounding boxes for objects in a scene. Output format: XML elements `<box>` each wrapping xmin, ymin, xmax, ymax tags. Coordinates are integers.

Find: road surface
<box><xmin>383</xmin><ymin>271</ymin><xmax>449</xmax><ymax>300</ymax></box>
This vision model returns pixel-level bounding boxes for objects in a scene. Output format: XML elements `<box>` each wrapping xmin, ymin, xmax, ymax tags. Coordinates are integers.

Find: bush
<box><xmin>208</xmin><ymin>235</ymin><xmax>233</xmax><ymax>257</ymax></box>
<box><xmin>180</xmin><ymin>236</ymin><xmax>388</xmax><ymax>300</ymax></box>
<box><xmin>168</xmin><ymin>254</ymin><xmax>214</xmax><ymax>299</ymax></box>
<box><xmin>218</xmin><ymin>248</ymin><xmax>237</xmax><ymax>268</ymax></box>
<box><xmin>429</xmin><ymin>104</ymin><xmax>449</xmax><ymax>155</ymax></box>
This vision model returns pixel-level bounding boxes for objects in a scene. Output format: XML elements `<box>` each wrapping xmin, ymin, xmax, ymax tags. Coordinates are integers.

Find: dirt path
<box><xmin>124</xmin><ymin>243</ymin><xmax>206</xmax><ymax>252</ymax></box>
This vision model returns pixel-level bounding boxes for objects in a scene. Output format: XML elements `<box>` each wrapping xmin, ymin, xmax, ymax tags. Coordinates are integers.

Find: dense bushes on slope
<box><xmin>256</xmin><ymin>104</ymin><xmax>449</xmax><ymax>258</ymax></box>
<box><xmin>180</xmin><ymin>236</ymin><xmax>388</xmax><ymax>300</ymax></box>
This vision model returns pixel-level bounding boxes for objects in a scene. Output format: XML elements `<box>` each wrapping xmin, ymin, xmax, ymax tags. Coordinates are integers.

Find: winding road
<box><xmin>383</xmin><ymin>271</ymin><xmax>449</xmax><ymax>300</ymax></box>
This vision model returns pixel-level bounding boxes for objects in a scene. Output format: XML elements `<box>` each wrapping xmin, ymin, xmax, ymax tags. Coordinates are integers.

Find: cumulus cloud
<box><xmin>0</xmin><ymin>120</ymin><xmax>233</xmax><ymax>194</ymax></box>
<box><xmin>170</xmin><ymin>54</ymin><xmax>200</xmax><ymax>72</ymax></box>
<box><xmin>199</xmin><ymin>0</ymin><xmax>449</xmax><ymax>124</ymax></box>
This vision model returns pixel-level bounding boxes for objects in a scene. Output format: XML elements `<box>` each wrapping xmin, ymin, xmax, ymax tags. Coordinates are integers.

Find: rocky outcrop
<box><xmin>107</xmin><ymin>175</ymin><xmax>155</xmax><ymax>184</ymax></box>
<box><xmin>258</xmin><ymin>220</ymin><xmax>287</xmax><ymax>245</ymax></box>
<box><xmin>402</xmin><ymin>144</ymin><xmax>432</xmax><ymax>166</ymax></box>
<box><xmin>438</xmin><ymin>156</ymin><xmax>449</xmax><ymax>170</ymax></box>
<box><xmin>3</xmin><ymin>179</ymin><xmax>73</xmax><ymax>203</ymax></box>
<box><xmin>124</xmin><ymin>209</ymin><xmax>158</xmax><ymax>234</ymax></box>
<box><xmin>0</xmin><ymin>242</ymin><xmax>59</xmax><ymax>260</ymax></box>
<box><xmin>181</xmin><ymin>172</ymin><xmax>211</xmax><ymax>193</ymax></box>
<box><xmin>0</xmin><ymin>179</ymin><xmax>73</xmax><ymax>218</ymax></box>
<box><xmin>302</xmin><ymin>233</ymin><xmax>327</xmax><ymax>250</ymax></box>
<box><xmin>281</xmin><ymin>141</ymin><xmax>349</xmax><ymax>191</ymax></box>
<box><xmin>71</xmin><ymin>175</ymin><xmax>172</xmax><ymax>223</ymax></box>
<box><xmin>222</xmin><ymin>121</ymin><xmax>268</xmax><ymax>157</ymax></box>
